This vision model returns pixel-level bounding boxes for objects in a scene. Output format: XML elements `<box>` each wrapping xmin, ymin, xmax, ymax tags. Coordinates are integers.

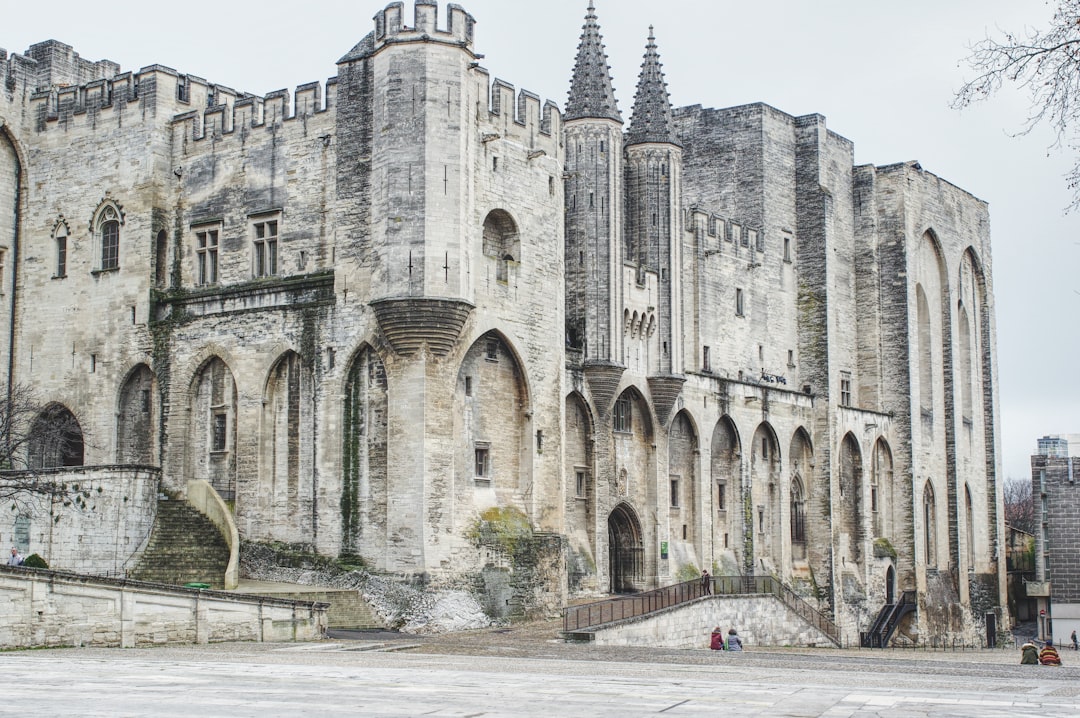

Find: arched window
<box><xmin>53</xmin><ymin>220</ymin><xmax>69</xmax><ymax>278</ymax></box>
<box><xmin>791</xmin><ymin>476</ymin><xmax>806</xmax><ymax>543</ymax></box>
<box><xmin>923</xmin><ymin>481</ymin><xmax>937</xmax><ymax>568</ymax></box>
<box><xmin>482</xmin><ymin>210</ymin><xmax>519</xmax><ymax>283</ymax></box>
<box><xmin>92</xmin><ymin>201</ymin><xmax>124</xmax><ymax>272</ymax></box>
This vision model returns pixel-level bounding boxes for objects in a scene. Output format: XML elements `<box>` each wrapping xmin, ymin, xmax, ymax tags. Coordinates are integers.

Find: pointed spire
<box><xmin>566</xmin><ymin>1</ymin><xmax>622</xmax><ymax>123</ymax></box>
<box><xmin>626</xmin><ymin>26</ymin><xmax>677</xmax><ymax>146</ymax></box>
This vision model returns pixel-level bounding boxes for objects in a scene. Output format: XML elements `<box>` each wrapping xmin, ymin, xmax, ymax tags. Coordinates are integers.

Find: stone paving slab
<box><xmin>3</xmin><ymin>633</ymin><xmax>1079</xmax><ymax>717</ymax></box>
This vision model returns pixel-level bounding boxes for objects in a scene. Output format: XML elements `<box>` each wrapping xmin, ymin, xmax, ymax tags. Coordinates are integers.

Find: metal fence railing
<box><xmin>563</xmin><ymin>574</ymin><xmax>841</xmax><ymax>647</ymax></box>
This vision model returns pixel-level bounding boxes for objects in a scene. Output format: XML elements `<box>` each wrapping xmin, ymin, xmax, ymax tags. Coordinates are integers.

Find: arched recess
<box><xmin>962</xmin><ymin>246</ymin><xmax>997</xmax><ymax>563</ymax></box>
<box><xmin>482</xmin><ymin>209</ymin><xmax>520</xmax><ymax>283</ymax></box>
<box><xmin>923</xmin><ymin>480</ymin><xmax>938</xmax><ymax>568</ymax></box>
<box><xmin>668</xmin><ymin>410</ymin><xmax>699</xmax><ymax>557</ymax></box>
<box><xmin>750</xmin><ymin>423</ymin><xmax>781</xmax><ymax>569</ymax></box>
<box><xmin>839</xmin><ymin>433</ymin><xmax>864</xmax><ymax>565</ymax></box>
<box><xmin>116</xmin><ymin>363</ymin><xmax>157</xmax><ymax>465</ymax></box>
<box><xmin>965</xmin><ymin>484</ymin><xmax>975</xmax><ymax>571</ymax></box>
<box><xmin>916</xmin><ymin>284</ymin><xmax>933</xmax><ymax>416</ymax></box>
<box><xmin>341</xmin><ymin>345</ymin><xmax>388</xmax><ymax>561</ymax></box>
<box><xmin>788</xmin><ymin>428</ymin><xmax>814</xmax><ymax>564</ymax></box>
<box><xmin>91</xmin><ymin>198</ymin><xmax>124</xmax><ymax>272</ymax></box>
<box><xmin>0</xmin><ymin>129</ymin><xmax>20</xmax><ymax>291</ymax></box>
<box><xmin>565</xmin><ymin>392</ymin><xmax>596</xmax><ymax>589</ymax></box>
<box><xmin>611</xmin><ymin>386</ymin><xmax>654</xmax><ymax>514</ymax></box>
<box><xmin>188</xmin><ymin>357</ymin><xmax>237</xmax><ymax>500</ymax></box>
<box><xmin>957</xmin><ymin>304</ymin><xmax>973</xmax><ymax>427</ymax></box>
<box><xmin>28</xmin><ymin>404</ymin><xmax>84</xmax><ymax>469</ymax></box>
<box><xmin>710</xmin><ymin>416</ymin><xmax>741</xmax><ymax>566</ymax></box>
<box><xmin>454</xmin><ymin>330</ymin><xmax>531</xmax><ymax>507</ymax></box>
<box><xmin>871</xmin><ymin>438</ymin><xmax>894</xmax><ymax>541</ymax></box>
<box><xmin>608</xmin><ymin>502</ymin><xmax>644</xmax><ymax>593</ymax></box>
<box><xmin>258</xmin><ymin>351</ymin><xmax>315</xmax><ymax>543</ymax></box>
<box><xmin>154</xmin><ymin>229</ymin><xmax>169</xmax><ymax>287</ymax></box>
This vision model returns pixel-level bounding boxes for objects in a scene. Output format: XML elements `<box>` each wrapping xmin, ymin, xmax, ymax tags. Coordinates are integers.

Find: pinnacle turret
<box><xmin>626</xmin><ymin>27</ymin><xmax>676</xmax><ymax>146</ymax></box>
<box><xmin>566</xmin><ymin>1</ymin><xmax>622</xmax><ymax>123</ymax></box>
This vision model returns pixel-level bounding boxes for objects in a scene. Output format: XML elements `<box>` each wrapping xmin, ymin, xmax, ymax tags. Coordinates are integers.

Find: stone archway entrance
<box><xmin>608</xmin><ymin>504</ymin><xmax>643</xmax><ymax>593</ymax></box>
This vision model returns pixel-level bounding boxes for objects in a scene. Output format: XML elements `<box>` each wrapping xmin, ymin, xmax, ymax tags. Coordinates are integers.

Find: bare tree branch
<box><xmin>1003</xmin><ymin>476</ymin><xmax>1036</xmax><ymax>534</ymax></box>
<box><xmin>0</xmin><ymin>383</ymin><xmax>90</xmax><ymax>513</ymax></box>
<box><xmin>953</xmin><ymin>1</ymin><xmax>1080</xmax><ymax>211</ymax></box>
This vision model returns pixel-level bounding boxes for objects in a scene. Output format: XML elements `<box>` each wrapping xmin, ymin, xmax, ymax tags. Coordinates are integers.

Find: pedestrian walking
<box><xmin>700</xmin><ymin>569</ymin><xmax>711</xmax><ymax>595</ymax></box>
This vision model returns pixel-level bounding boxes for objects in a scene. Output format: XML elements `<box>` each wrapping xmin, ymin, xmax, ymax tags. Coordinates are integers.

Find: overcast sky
<box><xmin>3</xmin><ymin>0</ymin><xmax>1076</xmax><ymax>481</ymax></box>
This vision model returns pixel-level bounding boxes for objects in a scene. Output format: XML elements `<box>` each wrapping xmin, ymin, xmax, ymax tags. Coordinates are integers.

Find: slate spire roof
<box><xmin>627</xmin><ymin>27</ymin><xmax>676</xmax><ymax>146</ymax></box>
<box><xmin>565</xmin><ymin>1</ymin><xmax>622</xmax><ymax>123</ymax></box>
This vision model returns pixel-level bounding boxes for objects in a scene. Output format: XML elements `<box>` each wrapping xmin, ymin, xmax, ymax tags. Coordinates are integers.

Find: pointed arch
<box><xmin>668</xmin><ymin>409</ymin><xmax>698</xmax><ymax>548</ymax></box>
<box><xmin>611</xmin><ymin>385</ymin><xmax>655</xmax><ymax>511</ymax></box>
<box><xmin>751</xmin><ymin>422</ymin><xmax>782</xmax><ymax>567</ymax></box>
<box><xmin>839</xmin><ymin>432</ymin><xmax>864</xmax><ymax>565</ymax></box>
<box><xmin>341</xmin><ymin>344</ymin><xmax>388</xmax><ymax>561</ymax></box>
<box><xmin>565</xmin><ymin>391</ymin><xmax>597</xmax><ymax>589</ymax></box>
<box><xmin>257</xmin><ymin>350</ymin><xmax>315</xmax><ymax>543</ymax></box>
<box><xmin>455</xmin><ymin>330</ymin><xmax>531</xmax><ymax>506</ymax></box>
<box><xmin>116</xmin><ymin>363</ymin><xmax>157</xmax><ymax>465</ymax></box>
<box><xmin>90</xmin><ymin>197</ymin><xmax>124</xmax><ymax>271</ymax></box>
<box><xmin>52</xmin><ymin>216</ymin><xmax>71</xmax><ymax>279</ymax></box>
<box><xmin>710</xmin><ymin>416</ymin><xmax>741</xmax><ymax>508</ymax></box>
<box><xmin>608</xmin><ymin>502</ymin><xmax>644</xmax><ymax>593</ymax></box>
<box><xmin>187</xmin><ymin>356</ymin><xmax>237</xmax><ymax>500</ymax></box>
<box><xmin>871</xmin><ymin>438</ymin><xmax>895</xmax><ymax>540</ymax></box>
<box><xmin>788</xmin><ymin>427</ymin><xmax>814</xmax><ymax>562</ymax></box>
<box><xmin>923</xmin><ymin>480</ymin><xmax>938</xmax><ymax>568</ymax></box>
<box><xmin>28</xmin><ymin>404</ymin><xmax>84</xmax><ymax>469</ymax></box>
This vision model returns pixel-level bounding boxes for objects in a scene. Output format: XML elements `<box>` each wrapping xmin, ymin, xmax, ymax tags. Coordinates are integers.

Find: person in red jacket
<box><xmin>1039</xmin><ymin>639</ymin><xmax>1062</xmax><ymax>666</ymax></box>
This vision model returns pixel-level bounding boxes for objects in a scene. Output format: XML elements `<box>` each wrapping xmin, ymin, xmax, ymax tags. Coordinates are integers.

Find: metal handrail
<box><xmin>563</xmin><ymin>574</ymin><xmax>841</xmax><ymax>647</ymax></box>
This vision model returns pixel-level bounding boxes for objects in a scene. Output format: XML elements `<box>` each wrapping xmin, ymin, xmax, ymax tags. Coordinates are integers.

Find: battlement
<box><xmin>18</xmin><ymin>56</ymin><xmax>337</xmax><ymax>141</ymax></box>
<box><xmin>173</xmin><ymin>78</ymin><xmax>338</xmax><ymax>144</ymax></box>
<box><xmin>685</xmin><ymin>206</ymin><xmax>760</xmax><ymax>255</ymax></box>
<box><xmin>473</xmin><ymin>68</ymin><xmax>561</xmax><ymax>143</ymax></box>
<box><xmin>373</xmin><ymin>1</ymin><xmax>475</xmax><ymax>50</ymax></box>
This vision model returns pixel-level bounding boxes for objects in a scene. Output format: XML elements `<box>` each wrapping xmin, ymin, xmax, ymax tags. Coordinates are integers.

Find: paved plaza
<box><xmin>3</xmin><ymin>624</ymin><xmax>1079</xmax><ymax>717</ymax></box>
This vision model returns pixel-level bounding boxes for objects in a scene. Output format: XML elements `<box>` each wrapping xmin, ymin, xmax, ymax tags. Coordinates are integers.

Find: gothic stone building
<box><xmin>0</xmin><ymin>1</ymin><xmax>1006</xmax><ymax>642</ymax></box>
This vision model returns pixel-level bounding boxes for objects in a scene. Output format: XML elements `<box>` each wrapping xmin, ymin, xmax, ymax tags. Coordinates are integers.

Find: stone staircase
<box><xmin>130</xmin><ymin>498</ymin><xmax>230</xmax><ymax>588</ymax></box>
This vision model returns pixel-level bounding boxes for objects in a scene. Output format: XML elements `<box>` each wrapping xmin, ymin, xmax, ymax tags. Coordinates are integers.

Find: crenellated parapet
<box><xmin>472</xmin><ymin>68</ymin><xmax>561</xmax><ymax>145</ymax></box>
<box><xmin>171</xmin><ymin>79</ymin><xmax>338</xmax><ymax>145</ymax></box>
<box><xmin>685</xmin><ymin>206</ymin><xmax>763</xmax><ymax>257</ymax></box>
<box><xmin>372</xmin><ymin>1</ymin><xmax>475</xmax><ymax>51</ymax></box>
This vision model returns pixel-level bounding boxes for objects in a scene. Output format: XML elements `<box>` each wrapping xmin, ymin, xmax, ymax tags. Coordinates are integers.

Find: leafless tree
<box><xmin>0</xmin><ymin>382</ymin><xmax>90</xmax><ymax>512</ymax></box>
<box><xmin>953</xmin><ymin>1</ymin><xmax>1080</xmax><ymax>211</ymax></box>
<box><xmin>1003</xmin><ymin>477</ymin><xmax>1036</xmax><ymax>534</ymax></box>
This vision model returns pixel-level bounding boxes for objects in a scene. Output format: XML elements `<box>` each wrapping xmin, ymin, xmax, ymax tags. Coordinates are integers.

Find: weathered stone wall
<box><xmin>0</xmin><ymin>1</ymin><xmax>1006</xmax><ymax>646</ymax></box>
<box><xmin>0</xmin><ymin>566</ymin><xmax>326</xmax><ymax>648</ymax></box>
<box><xmin>0</xmin><ymin>466</ymin><xmax>159</xmax><ymax>575</ymax></box>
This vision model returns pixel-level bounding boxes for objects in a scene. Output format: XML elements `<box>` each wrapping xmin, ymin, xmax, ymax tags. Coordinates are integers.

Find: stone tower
<box><xmin>625</xmin><ymin>28</ymin><xmax>685</xmax><ymax>423</ymax></box>
<box><xmin>564</xmin><ymin>1</ymin><xmax>625</xmax><ymax>386</ymax></box>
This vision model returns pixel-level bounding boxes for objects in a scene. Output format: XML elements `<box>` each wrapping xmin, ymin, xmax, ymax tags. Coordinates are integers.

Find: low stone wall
<box><xmin>583</xmin><ymin>594</ymin><xmax>837</xmax><ymax>649</ymax></box>
<box><xmin>0</xmin><ymin>466</ymin><xmax>159</xmax><ymax>575</ymax></box>
<box><xmin>0</xmin><ymin>566</ymin><xmax>327</xmax><ymax>649</ymax></box>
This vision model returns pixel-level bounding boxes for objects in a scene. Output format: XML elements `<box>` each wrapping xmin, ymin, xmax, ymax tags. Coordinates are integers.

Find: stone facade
<box><xmin>1031</xmin><ymin>454</ymin><xmax>1080</xmax><ymax>642</ymax></box>
<box><xmin>0</xmin><ymin>1</ymin><xmax>1006</xmax><ymax>644</ymax></box>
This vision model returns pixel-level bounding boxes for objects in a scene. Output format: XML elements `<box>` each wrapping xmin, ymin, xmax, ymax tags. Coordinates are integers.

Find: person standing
<box><xmin>1071</xmin><ymin>630</ymin><xmax>1078</xmax><ymax>651</ymax></box>
<box><xmin>700</xmin><ymin>569</ymin><xmax>712</xmax><ymax>595</ymax></box>
<box><xmin>7</xmin><ymin>547</ymin><xmax>23</xmax><ymax>566</ymax></box>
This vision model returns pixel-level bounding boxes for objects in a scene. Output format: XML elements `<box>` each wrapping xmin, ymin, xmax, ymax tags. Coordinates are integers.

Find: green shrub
<box><xmin>22</xmin><ymin>554</ymin><xmax>48</xmax><ymax>569</ymax></box>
